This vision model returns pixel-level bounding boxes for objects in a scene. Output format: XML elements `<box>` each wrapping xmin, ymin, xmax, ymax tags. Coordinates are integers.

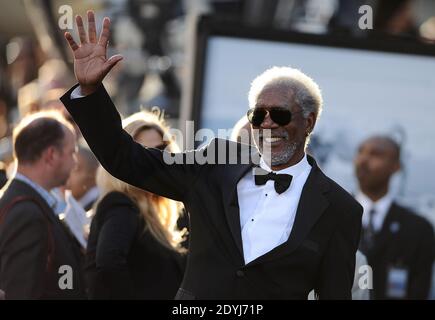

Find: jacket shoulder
<box><xmin>0</xmin><ymin>195</ymin><xmax>46</xmax><ymax>223</ymax></box>
<box><xmin>94</xmin><ymin>192</ymin><xmax>139</xmax><ymax>222</ymax></box>
<box><xmin>391</xmin><ymin>203</ymin><xmax>434</xmax><ymax>235</ymax></box>
<box><xmin>0</xmin><ymin>199</ymin><xmax>47</xmax><ymax>245</ymax></box>
<box><xmin>97</xmin><ymin>191</ymin><xmax>137</xmax><ymax>209</ymax></box>
<box><xmin>0</xmin><ymin>180</ymin><xmax>48</xmax><ymax>223</ymax></box>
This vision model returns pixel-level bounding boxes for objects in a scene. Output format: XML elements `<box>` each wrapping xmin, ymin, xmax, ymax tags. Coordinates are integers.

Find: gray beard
<box><xmin>271</xmin><ymin>141</ymin><xmax>298</xmax><ymax>166</ymax></box>
<box><xmin>258</xmin><ymin>140</ymin><xmax>300</xmax><ymax>167</ymax></box>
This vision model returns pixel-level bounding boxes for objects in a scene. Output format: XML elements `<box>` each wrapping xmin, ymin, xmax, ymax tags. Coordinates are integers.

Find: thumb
<box><xmin>102</xmin><ymin>54</ymin><xmax>123</xmax><ymax>75</ymax></box>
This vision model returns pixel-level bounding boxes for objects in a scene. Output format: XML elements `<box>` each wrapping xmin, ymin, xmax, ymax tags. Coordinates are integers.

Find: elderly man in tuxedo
<box><xmin>60</xmin><ymin>11</ymin><xmax>362</xmax><ymax>299</ymax></box>
<box><xmin>231</xmin><ymin>117</ymin><xmax>369</xmax><ymax>300</ymax></box>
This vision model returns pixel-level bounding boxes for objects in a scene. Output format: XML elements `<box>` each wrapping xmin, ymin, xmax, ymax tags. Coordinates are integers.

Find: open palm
<box><xmin>64</xmin><ymin>11</ymin><xmax>123</xmax><ymax>95</ymax></box>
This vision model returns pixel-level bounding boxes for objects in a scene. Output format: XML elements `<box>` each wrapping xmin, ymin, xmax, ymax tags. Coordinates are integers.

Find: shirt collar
<box><xmin>355</xmin><ymin>191</ymin><xmax>394</xmax><ymax>230</ymax></box>
<box><xmin>259</xmin><ymin>153</ymin><xmax>311</xmax><ymax>178</ymax></box>
<box><xmin>14</xmin><ymin>172</ymin><xmax>58</xmax><ymax>210</ymax></box>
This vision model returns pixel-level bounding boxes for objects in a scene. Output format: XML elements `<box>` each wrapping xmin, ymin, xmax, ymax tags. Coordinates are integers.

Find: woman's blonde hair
<box><xmin>95</xmin><ymin>108</ymin><xmax>186</xmax><ymax>252</ymax></box>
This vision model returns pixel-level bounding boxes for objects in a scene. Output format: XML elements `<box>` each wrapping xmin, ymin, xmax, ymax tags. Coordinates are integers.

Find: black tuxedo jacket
<box><xmin>61</xmin><ymin>84</ymin><xmax>362</xmax><ymax>299</ymax></box>
<box><xmin>0</xmin><ymin>179</ymin><xmax>86</xmax><ymax>299</ymax></box>
<box><xmin>361</xmin><ymin>202</ymin><xmax>434</xmax><ymax>299</ymax></box>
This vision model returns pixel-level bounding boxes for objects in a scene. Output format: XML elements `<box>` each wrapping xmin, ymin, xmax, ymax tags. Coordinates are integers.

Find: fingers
<box><xmin>87</xmin><ymin>10</ymin><xmax>97</xmax><ymax>43</ymax></box>
<box><xmin>64</xmin><ymin>32</ymin><xmax>79</xmax><ymax>51</ymax></box>
<box><xmin>75</xmin><ymin>15</ymin><xmax>87</xmax><ymax>44</ymax></box>
<box><xmin>98</xmin><ymin>17</ymin><xmax>111</xmax><ymax>47</ymax></box>
<box><xmin>102</xmin><ymin>54</ymin><xmax>123</xmax><ymax>74</ymax></box>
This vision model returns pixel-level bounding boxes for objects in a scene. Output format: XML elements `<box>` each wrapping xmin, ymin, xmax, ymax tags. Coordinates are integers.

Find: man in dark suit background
<box><xmin>355</xmin><ymin>135</ymin><xmax>435</xmax><ymax>299</ymax></box>
<box><xmin>0</xmin><ymin>111</ymin><xmax>85</xmax><ymax>299</ymax></box>
<box><xmin>60</xmin><ymin>11</ymin><xmax>362</xmax><ymax>299</ymax></box>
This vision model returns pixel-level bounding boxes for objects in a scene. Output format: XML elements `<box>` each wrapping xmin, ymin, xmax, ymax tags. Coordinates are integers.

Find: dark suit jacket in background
<box><xmin>0</xmin><ymin>179</ymin><xmax>86</xmax><ymax>299</ymax></box>
<box><xmin>85</xmin><ymin>191</ymin><xmax>185</xmax><ymax>299</ymax></box>
<box><xmin>61</xmin><ymin>84</ymin><xmax>363</xmax><ymax>299</ymax></box>
<box><xmin>361</xmin><ymin>203</ymin><xmax>435</xmax><ymax>299</ymax></box>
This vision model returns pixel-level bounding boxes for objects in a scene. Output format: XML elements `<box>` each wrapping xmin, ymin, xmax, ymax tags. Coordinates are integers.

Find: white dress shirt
<box><xmin>237</xmin><ymin>154</ymin><xmax>312</xmax><ymax>264</ymax></box>
<box><xmin>70</xmin><ymin>86</ymin><xmax>85</xmax><ymax>99</ymax></box>
<box><xmin>355</xmin><ymin>191</ymin><xmax>393</xmax><ymax>232</ymax></box>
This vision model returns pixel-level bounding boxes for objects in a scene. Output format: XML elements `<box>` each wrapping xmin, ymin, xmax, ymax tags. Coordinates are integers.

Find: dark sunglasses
<box><xmin>247</xmin><ymin>107</ymin><xmax>302</xmax><ymax>127</ymax></box>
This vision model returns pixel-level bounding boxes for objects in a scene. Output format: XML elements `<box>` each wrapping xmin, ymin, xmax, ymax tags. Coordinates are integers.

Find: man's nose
<box><xmin>260</xmin><ymin>112</ymin><xmax>279</xmax><ymax>128</ymax></box>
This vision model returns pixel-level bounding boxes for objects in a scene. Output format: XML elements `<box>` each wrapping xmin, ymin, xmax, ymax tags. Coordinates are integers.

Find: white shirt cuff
<box><xmin>70</xmin><ymin>86</ymin><xmax>85</xmax><ymax>99</ymax></box>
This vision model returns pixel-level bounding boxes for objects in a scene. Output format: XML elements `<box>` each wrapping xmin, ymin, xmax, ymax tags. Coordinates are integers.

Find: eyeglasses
<box><xmin>247</xmin><ymin>107</ymin><xmax>302</xmax><ymax>127</ymax></box>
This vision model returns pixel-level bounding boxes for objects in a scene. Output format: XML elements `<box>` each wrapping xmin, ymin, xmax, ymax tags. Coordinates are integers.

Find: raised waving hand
<box><xmin>64</xmin><ymin>10</ymin><xmax>123</xmax><ymax>95</ymax></box>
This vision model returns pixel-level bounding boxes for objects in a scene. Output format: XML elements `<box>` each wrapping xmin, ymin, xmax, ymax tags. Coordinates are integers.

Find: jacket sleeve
<box><xmin>0</xmin><ymin>203</ymin><xmax>49</xmax><ymax>299</ymax></box>
<box><xmin>315</xmin><ymin>202</ymin><xmax>363</xmax><ymax>300</ymax></box>
<box><xmin>93</xmin><ymin>204</ymin><xmax>138</xmax><ymax>299</ymax></box>
<box><xmin>407</xmin><ymin>219</ymin><xmax>434</xmax><ymax>299</ymax></box>
<box><xmin>61</xmin><ymin>84</ymin><xmax>205</xmax><ymax>202</ymax></box>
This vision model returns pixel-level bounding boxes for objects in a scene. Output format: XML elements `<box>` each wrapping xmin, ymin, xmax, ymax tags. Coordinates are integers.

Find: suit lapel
<box><xmin>221</xmin><ymin>143</ymin><xmax>261</xmax><ymax>263</ymax></box>
<box><xmin>246</xmin><ymin>156</ymin><xmax>330</xmax><ymax>267</ymax></box>
<box><xmin>222</xmin><ymin>163</ymin><xmax>253</xmax><ymax>261</ymax></box>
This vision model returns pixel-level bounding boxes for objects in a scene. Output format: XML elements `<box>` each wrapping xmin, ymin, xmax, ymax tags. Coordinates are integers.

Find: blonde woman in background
<box><xmin>85</xmin><ymin>110</ymin><xmax>187</xmax><ymax>299</ymax></box>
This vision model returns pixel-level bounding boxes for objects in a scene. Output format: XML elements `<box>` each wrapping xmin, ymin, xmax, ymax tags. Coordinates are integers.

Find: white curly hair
<box><xmin>248</xmin><ymin>66</ymin><xmax>323</xmax><ymax>121</ymax></box>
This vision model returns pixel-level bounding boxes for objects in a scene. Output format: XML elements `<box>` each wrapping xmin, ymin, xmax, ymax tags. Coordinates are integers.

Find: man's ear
<box><xmin>392</xmin><ymin>159</ymin><xmax>401</xmax><ymax>174</ymax></box>
<box><xmin>305</xmin><ymin>112</ymin><xmax>316</xmax><ymax>136</ymax></box>
<box><xmin>42</xmin><ymin>146</ymin><xmax>57</xmax><ymax>166</ymax></box>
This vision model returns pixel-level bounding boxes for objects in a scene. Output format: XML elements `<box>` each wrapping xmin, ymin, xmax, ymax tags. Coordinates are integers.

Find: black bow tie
<box><xmin>254</xmin><ymin>167</ymin><xmax>293</xmax><ymax>194</ymax></box>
